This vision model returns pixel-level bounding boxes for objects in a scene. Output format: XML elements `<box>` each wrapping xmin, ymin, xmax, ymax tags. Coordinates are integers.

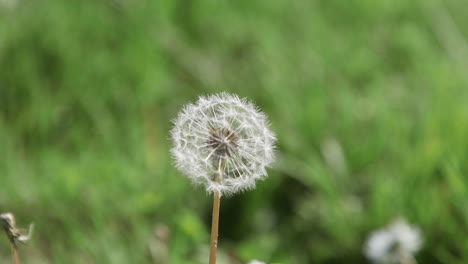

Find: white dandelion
<box><xmin>364</xmin><ymin>218</ymin><xmax>423</xmax><ymax>264</ymax></box>
<box><xmin>170</xmin><ymin>92</ymin><xmax>276</xmax><ymax>196</ymax></box>
<box><xmin>170</xmin><ymin>92</ymin><xmax>276</xmax><ymax>264</ymax></box>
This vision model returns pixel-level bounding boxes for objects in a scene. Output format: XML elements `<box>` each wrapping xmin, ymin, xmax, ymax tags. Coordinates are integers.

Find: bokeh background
<box><xmin>1</xmin><ymin>0</ymin><xmax>468</xmax><ymax>263</ymax></box>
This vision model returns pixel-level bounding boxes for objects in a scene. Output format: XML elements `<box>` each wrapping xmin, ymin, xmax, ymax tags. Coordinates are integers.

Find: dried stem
<box><xmin>209</xmin><ymin>191</ymin><xmax>221</xmax><ymax>264</ymax></box>
<box><xmin>10</xmin><ymin>243</ymin><xmax>20</xmax><ymax>264</ymax></box>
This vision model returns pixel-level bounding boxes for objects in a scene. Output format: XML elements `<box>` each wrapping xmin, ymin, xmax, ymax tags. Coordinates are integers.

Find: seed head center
<box><xmin>207</xmin><ymin>127</ymin><xmax>239</xmax><ymax>158</ymax></box>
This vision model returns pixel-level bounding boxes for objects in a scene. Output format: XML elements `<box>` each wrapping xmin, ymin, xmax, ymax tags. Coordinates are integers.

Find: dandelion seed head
<box><xmin>170</xmin><ymin>93</ymin><xmax>276</xmax><ymax>196</ymax></box>
<box><xmin>364</xmin><ymin>218</ymin><xmax>422</xmax><ymax>263</ymax></box>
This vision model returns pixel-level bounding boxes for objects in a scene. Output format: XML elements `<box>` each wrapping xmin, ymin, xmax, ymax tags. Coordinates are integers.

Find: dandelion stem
<box><xmin>10</xmin><ymin>242</ymin><xmax>20</xmax><ymax>264</ymax></box>
<box><xmin>400</xmin><ymin>253</ymin><xmax>417</xmax><ymax>264</ymax></box>
<box><xmin>209</xmin><ymin>191</ymin><xmax>221</xmax><ymax>264</ymax></box>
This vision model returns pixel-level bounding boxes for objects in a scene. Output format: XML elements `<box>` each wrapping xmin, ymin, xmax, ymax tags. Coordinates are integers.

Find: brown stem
<box><xmin>11</xmin><ymin>242</ymin><xmax>20</xmax><ymax>264</ymax></box>
<box><xmin>209</xmin><ymin>191</ymin><xmax>221</xmax><ymax>264</ymax></box>
<box><xmin>400</xmin><ymin>254</ymin><xmax>417</xmax><ymax>264</ymax></box>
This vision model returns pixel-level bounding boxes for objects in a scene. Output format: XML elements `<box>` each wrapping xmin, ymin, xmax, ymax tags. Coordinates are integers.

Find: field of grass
<box><xmin>1</xmin><ymin>0</ymin><xmax>468</xmax><ymax>263</ymax></box>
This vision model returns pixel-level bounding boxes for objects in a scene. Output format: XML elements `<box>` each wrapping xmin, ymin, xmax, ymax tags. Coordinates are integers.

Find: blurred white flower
<box><xmin>248</xmin><ymin>260</ymin><xmax>266</xmax><ymax>264</ymax></box>
<box><xmin>170</xmin><ymin>93</ymin><xmax>276</xmax><ymax>196</ymax></box>
<box><xmin>364</xmin><ymin>219</ymin><xmax>422</xmax><ymax>264</ymax></box>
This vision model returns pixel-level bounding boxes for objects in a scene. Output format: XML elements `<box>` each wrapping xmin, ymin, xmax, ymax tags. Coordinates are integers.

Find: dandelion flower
<box><xmin>170</xmin><ymin>92</ymin><xmax>276</xmax><ymax>196</ymax></box>
<box><xmin>364</xmin><ymin>218</ymin><xmax>422</xmax><ymax>264</ymax></box>
<box><xmin>170</xmin><ymin>93</ymin><xmax>276</xmax><ymax>264</ymax></box>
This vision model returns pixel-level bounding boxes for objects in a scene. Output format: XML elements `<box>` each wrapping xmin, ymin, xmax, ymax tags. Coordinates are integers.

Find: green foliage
<box><xmin>1</xmin><ymin>0</ymin><xmax>468</xmax><ymax>263</ymax></box>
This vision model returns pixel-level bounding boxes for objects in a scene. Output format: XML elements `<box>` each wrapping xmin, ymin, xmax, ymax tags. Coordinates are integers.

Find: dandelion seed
<box><xmin>170</xmin><ymin>92</ymin><xmax>276</xmax><ymax>196</ymax></box>
<box><xmin>364</xmin><ymin>218</ymin><xmax>422</xmax><ymax>264</ymax></box>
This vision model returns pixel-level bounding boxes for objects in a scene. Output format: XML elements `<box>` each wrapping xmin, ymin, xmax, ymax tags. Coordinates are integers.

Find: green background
<box><xmin>1</xmin><ymin>0</ymin><xmax>468</xmax><ymax>263</ymax></box>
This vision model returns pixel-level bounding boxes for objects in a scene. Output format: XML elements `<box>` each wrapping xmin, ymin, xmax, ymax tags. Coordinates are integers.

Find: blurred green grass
<box><xmin>1</xmin><ymin>0</ymin><xmax>468</xmax><ymax>263</ymax></box>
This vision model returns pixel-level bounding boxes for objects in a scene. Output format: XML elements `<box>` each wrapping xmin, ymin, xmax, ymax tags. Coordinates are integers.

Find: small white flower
<box><xmin>170</xmin><ymin>93</ymin><xmax>276</xmax><ymax>196</ymax></box>
<box><xmin>364</xmin><ymin>219</ymin><xmax>422</xmax><ymax>264</ymax></box>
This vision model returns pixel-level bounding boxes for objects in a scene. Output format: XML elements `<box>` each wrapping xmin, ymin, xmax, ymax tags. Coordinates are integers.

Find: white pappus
<box><xmin>170</xmin><ymin>93</ymin><xmax>276</xmax><ymax>196</ymax></box>
<box><xmin>364</xmin><ymin>218</ymin><xmax>422</xmax><ymax>264</ymax></box>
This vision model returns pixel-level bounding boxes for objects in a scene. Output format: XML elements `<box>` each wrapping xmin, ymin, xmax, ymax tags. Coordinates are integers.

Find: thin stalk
<box><xmin>209</xmin><ymin>191</ymin><xmax>221</xmax><ymax>264</ymax></box>
<box><xmin>11</xmin><ymin>242</ymin><xmax>20</xmax><ymax>264</ymax></box>
<box><xmin>400</xmin><ymin>253</ymin><xmax>417</xmax><ymax>264</ymax></box>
